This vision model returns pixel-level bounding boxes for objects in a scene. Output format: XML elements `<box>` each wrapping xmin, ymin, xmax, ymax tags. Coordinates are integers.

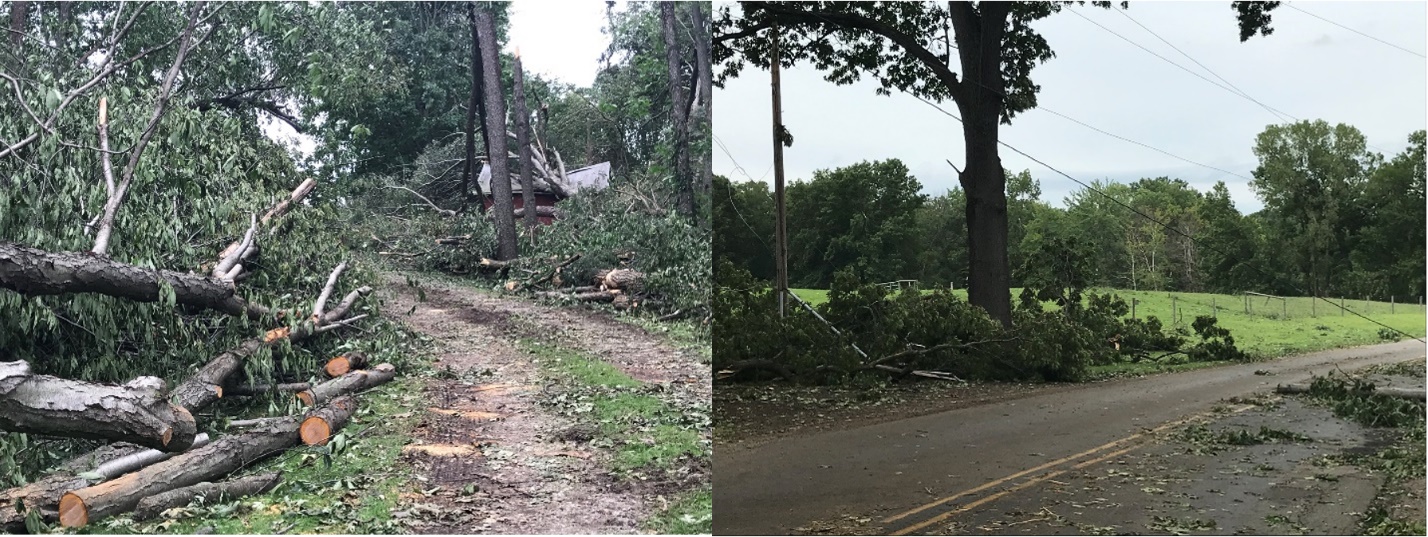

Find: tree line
<box><xmin>716</xmin><ymin>122</ymin><xmax>1426</xmax><ymax>302</ymax></box>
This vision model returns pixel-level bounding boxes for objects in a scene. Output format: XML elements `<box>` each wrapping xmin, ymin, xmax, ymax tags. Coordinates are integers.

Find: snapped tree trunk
<box><xmin>512</xmin><ymin>53</ymin><xmax>538</xmax><ymax>235</ymax></box>
<box><xmin>475</xmin><ymin>5</ymin><xmax>519</xmax><ymax>260</ymax></box>
<box><xmin>687</xmin><ymin>2</ymin><xmax>714</xmax><ymax>199</ymax></box>
<box><xmin>463</xmin><ymin>2</ymin><xmax>486</xmax><ymax>213</ymax></box>
<box><xmin>660</xmin><ymin>2</ymin><xmax>695</xmax><ymax>220</ymax></box>
<box><xmin>0</xmin><ymin>361</ymin><xmax>197</xmax><ymax>452</ymax></box>
<box><xmin>58</xmin><ymin>397</ymin><xmax>358</xmax><ymax>528</ymax></box>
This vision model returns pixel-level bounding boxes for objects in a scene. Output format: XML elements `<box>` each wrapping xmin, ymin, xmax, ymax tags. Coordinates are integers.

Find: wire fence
<box><xmin>1105</xmin><ymin>289</ymin><xmax>1427</xmax><ymax>323</ymax></box>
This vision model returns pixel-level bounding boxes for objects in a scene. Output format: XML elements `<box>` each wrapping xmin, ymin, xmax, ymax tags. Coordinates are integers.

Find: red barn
<box><xmin>479</xmin><ymin>161</ymin><xmax>610</xmax><ymax>225</ymax></box>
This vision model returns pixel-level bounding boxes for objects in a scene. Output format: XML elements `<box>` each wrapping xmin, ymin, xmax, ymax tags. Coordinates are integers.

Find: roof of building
<box><xmin>478</xmin><ymin>161</ymin><xmax>610</xmax><ymax>197</ymax></box>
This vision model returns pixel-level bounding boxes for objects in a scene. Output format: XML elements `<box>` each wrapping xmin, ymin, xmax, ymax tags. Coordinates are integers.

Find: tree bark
<box><xmin>463</xmin><ymin>2</ymin><xmax>486</xmax><ymax>213</ymax></box>
<box><xmin>950</xmin><ymin>2</ymin><xmax>1013</xmax><ymax>328</ymax></box>
<box><xmin>600</xmin><ymin>269</ymin><xmax>644</xmax><ymax>291</ymax></box>
<box><xmin>1276</xmin><ymin>383</ymin><xmax>1426</xmax><ymax>400</ymax></box>
<box><xmin>660</xmin><ymin>2</ymin><xmax>696</xmax><ymax>220</ymax></box>
<box><xmin>132</xmin><ymin>472</ymin><xmax>281</xmax><ymax>521</ymax></box>
<box><xmin>296</xmin><ymin>364</ymin><xmax>396</xmax><ymax>407</ymax></box>
<box><xmin>0</xmin><ymin>361</ymin><xmax>197</xmax><ymax>452</ymax></box>
<box><xmin>475</xmin><ymin>5</ymin><xmax>519</xmax><ymax>260</ymax></box>
<box><xmin>687</xmin><ymin>2</ymin><xmax>714</xmax><ymax>199</ymax></box>
<box><xmin>58</xmin><ymin>397</ymin><xmax>357</xmax><ymax>528</ymax></box>
<box><xmin>512</xmin><ymin>53</ymin><xmax>538</xmax><ymax>236</ymax></box>
<box><xmin>92</xmin><ymin>434</ymin><xmax>211</xmax><ymax>480</ymax></box>
<box><xmin>299</xmin><ymin>396</ymin><xmax>358</xmax><ymax>446</ymax></box>
<box><xmin>8</xmin><ymin>1</ymin><xmax>27</xmax><ymax>48</ymax></box>
<box><xmin>0</xmin><ymin>242</ymin><xmax>271</xmax><ymax>319</ymax></box>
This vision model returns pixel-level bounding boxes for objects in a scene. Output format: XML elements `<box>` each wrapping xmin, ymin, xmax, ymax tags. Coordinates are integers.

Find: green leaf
<box><xmin>44</xmin><ymin>87</ymin><xmax>61</xmax><ymax>109</ymax></box>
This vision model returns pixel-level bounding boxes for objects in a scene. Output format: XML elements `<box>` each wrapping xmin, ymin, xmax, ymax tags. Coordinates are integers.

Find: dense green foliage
<box><xmin>715</xmin><ymin>124</ymin><xmax>1427</xmax><ymax>301</ymax></box>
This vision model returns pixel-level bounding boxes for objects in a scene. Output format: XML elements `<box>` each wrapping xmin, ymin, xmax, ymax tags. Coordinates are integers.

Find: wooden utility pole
<box><xmin>770</xmin><ymin>21</ymin><xmax>789</xmax><ymax>317</ymax></box>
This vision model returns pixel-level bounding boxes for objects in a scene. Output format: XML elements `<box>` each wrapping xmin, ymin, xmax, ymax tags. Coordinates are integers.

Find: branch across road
<box><xmin>712</xmin><ymin>340</ymin><xmax>1426</xmax><ymax>535</ymax></box>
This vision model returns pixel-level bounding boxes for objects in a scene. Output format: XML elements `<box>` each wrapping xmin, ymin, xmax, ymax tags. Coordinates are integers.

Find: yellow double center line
<box><xmin>881</xmin><ymin>404</ymin><xmax>1256</xmax><ymax>536</ymax></box>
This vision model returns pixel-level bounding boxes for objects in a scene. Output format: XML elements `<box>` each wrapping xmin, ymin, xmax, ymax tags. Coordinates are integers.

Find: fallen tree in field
<box><xmin>58</xmin><ymin>396</ymin><xmax>359</xmax><ymax>528</ymax></box>
<box><xmin>0</xmin><ymin>362</ymin><xmax>198</xmax><ymax>452</ymax></box>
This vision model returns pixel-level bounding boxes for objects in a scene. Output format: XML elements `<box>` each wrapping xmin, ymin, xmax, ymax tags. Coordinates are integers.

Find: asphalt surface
<box><xmin>712</xmin><ymin>340</ymin><xmax>1427</xmax><ymax>535</ymax></box>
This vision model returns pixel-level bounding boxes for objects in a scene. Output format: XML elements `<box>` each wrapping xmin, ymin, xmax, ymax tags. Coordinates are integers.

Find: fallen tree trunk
<box><xmin>511</xmin><ymin>206</ymin><xmax>563</xmax><ymax>219</ymax></box>
<box><xmin>0</xmin><ymin>242</ymin><xmax>270</xmax><ymax>319</ymax></box>
<box><xmin>296</xmin><ymin>364</ymin><xmax>396</xmax><ymax>407</ymax></box>
<box><xmin>0</xmin><ymin>361</ymin><xmax>198</xmax><ymax>452</ymax></box>
<box><xmin>299</xmin><ymin>396</ymin><xmax>358</xmax><ymax>445</ymax></box>
<box><xmin>222</xmin><ymin>382</ymin><xmax>311</xmax><ymax>397</ymax></box>
<box><xmin>1276</xmin><ymin>383</ymin><xmax>1426</xmax><ymax>400</ymax></box>
<box><xmin>92</xmin><ymin>434</ymin><xmax>212</xmax><ymax>481</ymax></box>
<box><xmin>598</xmin><ymin>268</ymin><xmax>644</xmax><ymax>291</ymax></box>
<box><xmin>323</xmin><ymin>351</ymin><xmax>369</xmax><ymax>378</ymax></box>
<box><xmin>536</xmin><ymin>289</ymin><xmax>621</xmax><ymax>302</ymax></box>
<box><xmin>58</xmin><ymin>397</ymin><xmax>358</xmax><ymax>528</ymax></box>
<box><xmin>132</xmin><ymin>471</ymin><xmax>282</xmax><ymax>521</ymax></box>
<box><xmin>1</xmin><ymin>444</ymin><xmax>149</xmax><ymax>531</ymax></box>
<box><xmin>479</xmin><ymin>257</ymin><xmax>510</xmax><ymax>270</ymax></box>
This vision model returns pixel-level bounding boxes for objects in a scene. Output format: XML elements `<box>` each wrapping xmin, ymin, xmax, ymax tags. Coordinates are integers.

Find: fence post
<box><xmin>1212</xmin><ymin>296</ymin><xmax>1217</xmax><ymax>319</ymax></box>
<box><xmin>1172</xmin><ymin>296</ymin><xmax>1177</xmax><ymax>323</ymax></box>
<box><xmin>1341</xmin><ymin>297</ymin><xmax>1345</xmax><ymax>316</ymax></box>
<box><xmin>1311</xmin><ymin>296</ymin><xmax>1316</xmax><ymax>317</ymax></box>
<box><xmin>1245</xmin><ymin>294</ymin><xmax>1250</xmax><ymax>314</ymax></box>
<box><xmin>1282</xmin><ymin>299</ymin><xmax>1287</xmax><ymax>319</ymax></box>
<box><xmin>1131</xmin><ymin>298</ymin><xmax>1138</xmax><ymax>320</ymax></box>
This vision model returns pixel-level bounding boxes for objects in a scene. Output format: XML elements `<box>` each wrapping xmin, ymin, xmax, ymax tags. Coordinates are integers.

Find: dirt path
<box><xmin>377</xmin><ymin>273</ymin><xmax>708</xmax><ymax>534</ymax></box>
<box><xmin>714</xmin><ymin>340</ymin><xmax>1425</xmax><ymax>535</ymax></box>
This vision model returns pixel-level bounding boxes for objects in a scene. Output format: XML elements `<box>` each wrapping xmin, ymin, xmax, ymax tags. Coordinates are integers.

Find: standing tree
<box><xmin>512</xmin><ymin>50</ymin><xmax>538</xmax><ymax>235</ymax></box>
<box><xmin>714</xmin><ymin>2</ymin><xmax>1280</xmax><ymax>326</ymax></box>
<box><xmin>462</xmin><ymin>2</ymin><xmax>488</xmax><ymax>214</ymax></box>
<box><xmin>475</xmin><ymin>4</ymin><xmax>519</xmax><ymax>260</ymax></box>
<box><xmin>660</xmin><ymin>2</ymin><xmax>696</xmax><ymax>220</ymax></box>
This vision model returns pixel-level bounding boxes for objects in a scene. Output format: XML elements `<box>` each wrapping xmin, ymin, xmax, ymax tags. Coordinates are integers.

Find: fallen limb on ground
<box><xmin>594</xmin><ymin>268</ymin><xmax>643</xmax><ymax>291</ymax></box>
<box><xmin>132</xmin><ymin>471</ymin><xmax>282</xmax><ymax>521</ymax></box>
<box><xmin>297</xmin><ymin>363</ymin><xmax>396</xmax><ymax>406</ymax></box>
<box><xmin>1</xmin><ymin>444</ymin><xmax>149</xmax><ymax>531</ymax></box>
<box><xmin>1275</xmin><ymin>383</ymin><xmax>1426</xmax><ymax>400</ymax></box>
<box><xmin>0</xmin><ymin>361</ymin><xmax>198</xmax><ymax>452</ymax></box>
<box><xmin>172</xmin><ymin>262</ymin><xmax>371</xmax><ymax>411</ymax></box>
<box><xmin>222</xmin><ymin>382</ymin><xmax>312</xmax><ymax>397</ymax></box>
<box><xmin>58</xmin><ymin>396</ymin><xmax>358</xmax><ymax>528</ymax></box>
<box><xmin>0</xmin><ymin>242</ymin><xmax>270</xmax><ymax>319</ymax></box>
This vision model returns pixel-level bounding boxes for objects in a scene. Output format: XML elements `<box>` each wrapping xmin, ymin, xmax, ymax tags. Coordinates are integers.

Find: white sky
<box><xmin>712</xmin><ymin>1</ymin><xmax>1428</xmax><ymax>213</ymax></box>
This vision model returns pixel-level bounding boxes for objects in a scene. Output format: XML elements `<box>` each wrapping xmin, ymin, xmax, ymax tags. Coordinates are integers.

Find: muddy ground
<box><xmin>376</xmin><ymin>273</ymin><xmax>709</xmax><ymax>534</ymax></box>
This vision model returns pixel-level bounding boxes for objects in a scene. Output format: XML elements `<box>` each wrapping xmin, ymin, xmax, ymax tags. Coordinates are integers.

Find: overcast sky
<box><xmin>507</xmin><ymin>1</ymin><xmax>627</xmax><ymax>87</ymax></box>
<box><xmin>712</xmin><ymin>1</ymin><xmax>1428</xmax><ymax>213</ymax></box>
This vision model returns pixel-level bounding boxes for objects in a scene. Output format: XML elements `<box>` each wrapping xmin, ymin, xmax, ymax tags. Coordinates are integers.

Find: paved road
<box><xmin>713</xmin><ymin>340</ymin><xmax>1426</xmax><ymax>535</ymax></box>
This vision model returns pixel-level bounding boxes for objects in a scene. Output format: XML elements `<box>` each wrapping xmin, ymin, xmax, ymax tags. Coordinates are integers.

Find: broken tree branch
<box><xmin>132</xmin><ymin>471</ymin><xmax>281</xmax><ymax>521</ymax></box>
<box><xmin>0</xmin><ymin>361</ymin><xmax>198</xmax><ymax>452</ymax></box>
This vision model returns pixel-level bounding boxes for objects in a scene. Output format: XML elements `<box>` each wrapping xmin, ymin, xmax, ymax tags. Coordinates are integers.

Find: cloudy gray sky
<box><xmin>712</xmin><ymin>1</ymin><xmax>1428</xmax><ymax>213</ymax></box>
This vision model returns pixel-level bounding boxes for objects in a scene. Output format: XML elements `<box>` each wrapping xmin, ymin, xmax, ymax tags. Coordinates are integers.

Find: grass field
<box><xmin>790</xmin><ymin>287</ymin><xmax>1426</xmax><ymax>360</ymax></box>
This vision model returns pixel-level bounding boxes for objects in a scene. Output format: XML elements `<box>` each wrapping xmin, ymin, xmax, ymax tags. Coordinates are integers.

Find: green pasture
<box><xmin>788</xmin><ymin>287</ymin><xmax>1427</xmax><ymax>360</ymax></box>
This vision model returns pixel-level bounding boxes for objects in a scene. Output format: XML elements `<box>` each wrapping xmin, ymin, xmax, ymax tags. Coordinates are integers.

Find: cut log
<box><xmin>296</xmin><ymin>364</ymin><xmax>396</xmax><ymax>407</ymax></box>
<box><xmin>58</xmin><ymin>398</ymin><xmax>358</xmax><ymax>527</ymax></box>
<box><xmin>323</xmin><ymin>351</ymin><xmax>369</xmax><ymax>378</ymax></box>
<box><xmin>222</xmin><ymin>382</ymin><xmax>311</xmax><ymax>397</ymax></box>
<box><xmin>132</xmin><ymin>471</ymin><xmax>282</xmax><ymax>521</ymax></box>
<box><xmin>0</xmin><ymin>361</ymin><xmax>197</xmax><ymax>452</ymax></box>
<box><xmin>93</xmin><ymin>434</ymin><xmax>211</xmax><ymax>480</ymax></box>
<box><xmin>479</xmin><ymin>257</ymin><xmax>510</xmax><ymax>270</ymax></box>
<box><xmin>1</xmin><ymin>444</ymin><xmax>148</xmax><ymax>531</ymax></box>
<box><xmin>512</xmin><ymin>206</ymin><xmax>563</xmax><ymax>219</ymax></box>
<box><xmin>299</xmin><ymin>396</ymin><xmax>359</xmax><ymax>445</ymax></box>
<box><xmin>0</xmin><ymin>242</ymin><xmax>269</xmax><ymax>319</ymax></box>
<box><xmin>1275</xmin><ymin>383</ymin><xmax>1426</xmax><ymax>400</ymax></box>
<box><xmin>601</xmin><ymin>269</ymin><xmax>644</xmax><ymax>291</ymax></box>
<box><xmin>536</xmin><ymin>290</ymin><xmax>620</xmax><ymax>302</ymax></box>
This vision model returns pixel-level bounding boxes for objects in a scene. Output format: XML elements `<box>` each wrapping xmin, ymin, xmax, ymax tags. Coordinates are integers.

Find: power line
<box><xmin>911</xmin><ymin>94</ymin><xmax>1424</xmax><ymax>343</ymax></box>
<box><xmin>1286</xmin><ymin>3</ymin><xmax>1427</xmax><ymax>59</ymax></box>
<box><xmin>1066</xmin><ymin>6</ymin><xmax>1298</xmax><ymax>123</ymax></box>
<box><xmin>1113</xmin><ymin>8</ymin><xmax>1294</xmax><ymax>124</ymax></box>
<box><xmin>1069</xmin><ymin>5</ymin><xmax>1401</xmax><ymax>156</ymax></box>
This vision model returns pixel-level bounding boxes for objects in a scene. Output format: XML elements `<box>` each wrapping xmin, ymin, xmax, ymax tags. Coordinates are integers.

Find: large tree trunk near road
<box><xmin>0</xmin><ymin>242</ymin><xmax>270</xmax><ymax>319</ymax></box>
<box><xmin>0</xmin><ymin>361</ymin><xmax>197</xmax><ymax>452</ymax></box>
<box><xmin>58</xmin><ymin>397</ymin><xmax>358</xmax><ymax>528</ymax></box>
<box><xmin>132</xmin><ymin>472</ymin><xmax>281</xmax><ymax>521</ymax></box>
<box><xmin>950</xmin><ymin>3</ymin><xmax>1013</xmax><ymax>328</ymax></box>
<box><xmin>660</xmin><ymin>2</ymin><xmax>695</xmax><ymax>221</ymax></box>
<box><xmin>475</xmin><ymin>5</ymin><xmax>518</xmax><ymax>260</ymax></box>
